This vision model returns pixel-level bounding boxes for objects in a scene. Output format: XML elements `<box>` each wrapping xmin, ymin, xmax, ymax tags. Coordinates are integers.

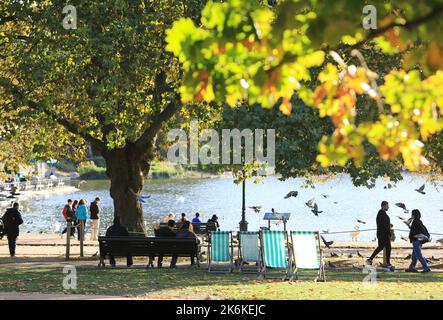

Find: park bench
<box><xmin>158</xmin><ymin>222</ymin><xmax>217</xmax><ymax>235</ymax></box>
<box><xmin>98</xmin><ymin>236</ymin><xmax>201</xmax><ymax>268</ymax></box>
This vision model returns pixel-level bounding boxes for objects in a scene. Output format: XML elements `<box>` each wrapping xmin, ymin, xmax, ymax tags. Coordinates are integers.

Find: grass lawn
<box><xmin>1</xmin><ymin>266</ymin><xmax>443</xmax><ymax>299</ymax></box>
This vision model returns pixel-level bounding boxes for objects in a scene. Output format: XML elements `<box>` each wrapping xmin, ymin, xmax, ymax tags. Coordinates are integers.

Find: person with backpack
<box><xmin>405</xmin><ymin>209</ymin><xmax>431</xmax><ymax>273</ymax></box>
<box><xmin>2</xmin><ymin>202</ymin><xmax>23</xmax><ymax>257</ymax></box>
<box><xmin>75</xmin><ymin>199</ymin><xmax>88</xmax><ymax>241</ymax></box>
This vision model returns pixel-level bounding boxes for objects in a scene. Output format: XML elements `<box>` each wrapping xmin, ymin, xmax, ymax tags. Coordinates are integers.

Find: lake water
<box><xmin>14</xmin><ymin>174</ymin><xmax>443</xmax><ymax>242</ymax></box>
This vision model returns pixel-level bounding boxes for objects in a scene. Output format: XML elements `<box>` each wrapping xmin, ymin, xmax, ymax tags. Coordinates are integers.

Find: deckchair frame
<box><xmin>258</xmin><ymin>230</ymin><xmax>291</xmax><ymax>280</ymax></box>
<box><xmin>288</xmin><ymin>231</ymin><xmax>326</xmax><ymax>282</ymax></box>
<box><xmin>208</xmin><ymin>231</ymin><xmax>234</xmax><ymax>273</ymax></box>
<box><xmin>237</xmin><ymin>231</ymin><xmax>262</xmax><ymax>274</ymax></box>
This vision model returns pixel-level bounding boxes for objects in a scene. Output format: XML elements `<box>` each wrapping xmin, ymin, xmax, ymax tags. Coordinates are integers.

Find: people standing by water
<box><xmin>90</xmin><ymin>197</ymin><xmax>101</xmax><ymax>241</ymax></box>
<box><xmin>367</xmin><ymin>201</ymin><xmax>394</xmax><ymax>270</ymax></box>
<box><xmin>61</xmin><ymin>199</ymin><xmax>77</xmax><ymax>237</ymax></box>
<box><xmin>75</xmin><ymin>199</ymin><xmax>88</xmax><ymax>241</ymax></box>
<box><xmin>2</xmin><ymin>202</ymin><xmax>23</xmax><ymax>257</ymax></box>
<box><xmin>406</xmin><ymin>209</ymin><xmax>431</xmax><ymax>273</ymax></box>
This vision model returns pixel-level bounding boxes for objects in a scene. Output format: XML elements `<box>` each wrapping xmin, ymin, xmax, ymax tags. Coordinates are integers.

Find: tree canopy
<box><xmin>166</xmin><ymin>0</ymin><xmax>443</xmax><ymax>172</ymax></box>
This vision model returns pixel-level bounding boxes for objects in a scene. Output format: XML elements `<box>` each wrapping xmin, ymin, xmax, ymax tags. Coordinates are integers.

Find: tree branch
<box><xmin>344</xmin><ymin>5</ymin><xmax>443</xmax><ymax>50</ymax></box>
<box><xmin>135</xmin><ymin>96</ymin><xmax>179</xmax><ymax>155</ymax></box>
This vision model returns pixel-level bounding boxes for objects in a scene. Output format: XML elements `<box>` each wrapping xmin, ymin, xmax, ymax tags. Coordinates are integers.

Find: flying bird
<box><xmin>322</xmin><ymin>229</ymin><xmax>329</xmax><ymax>234</ymax></box>
<box><xmin>284</xmin><ymin>191</ymin><xmax>298</xmax><ymax>199</ymax></box>
<box><xmin>128</xmin><ymin>187</ymin><xmax>151</xmax><ymax>203</ymax></box>
<box><xmin>404</xmin><ymin>254</ymin><xmax>412</xmax><ymax>260</ymax></box>
<box><xmin>415</xmin><ymin>184</ymin><xmax>426</xmax><ymax>195</ymax></box>
<box><xmin>249</xmin><ymin>206</ymin><xmax>262</xmax><ymax>213</ymax></box>
<box><xmin>395</xmin><ymin>203</ymin><xmax>409</xmax><ymax>213</ymax></box>
<box><xmin>321</xmin><ymin>194</ymin><xmax>330</xmax><ymax>198</ymax></box>
<box><xmin>357</xmin><ymin>219</ymin><xmax>366</xmax><ymax>224</ymax></box>
<box><xmin>311</xmin><ymin>203</ymin><xmax>323</xmax><ymax>216</ymax></box>
<box><xmin>397</xmin><ymin>216</ymin><xmax>407</xmax><ymax>221</ymax></box>
<box><xmin>400</xmin><ymin>235</ymin><xmax>409</xmax><ymax>242</ymax></box>
<box><xmin>321</xmin><ymin>236</ymin><xmax>333</xmax><ymax>248</ymax></box>
<box><xmin>305</xmin><ymin>198</ymin><xmax>315</xmax><ymax>208</ymax></box>
<box><xmin>357</xmin><ymin>251</ymin><xmax>364</xmax><ymax>258</ymax></box>
<box><xmin>333</xmin><ymin>201</ymin><xmax>338</xmax><ymax>204</ymax></box>
<box><xmin>430</xmin><ymin>256</ymin><xmax>440</xmax><ymax>262</ymax></box>
<box><xmin>330</xmin><ymin>252</ymin><xmax>339</xmax><ymax>257</ymax></box>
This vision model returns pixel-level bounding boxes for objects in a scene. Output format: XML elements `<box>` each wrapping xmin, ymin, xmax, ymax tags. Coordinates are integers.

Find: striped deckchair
<box><xmin>238</xmin><ymin>231</ymin><xmax>261</xmax><ymax>273</ymax></box>
<box><xmin>208</xmin><ymin>231</ymin><xmax>234</xmax><ymax>273</ymax></box>
<box><xmin>289</xmin><ymin>231</ymin><xmax>325</xmax><ymax>282</ymax></box>
<box><xmin>259</xmin><ymin>230</ymin><xmax>291</xmax><ymax>279</ymax></box>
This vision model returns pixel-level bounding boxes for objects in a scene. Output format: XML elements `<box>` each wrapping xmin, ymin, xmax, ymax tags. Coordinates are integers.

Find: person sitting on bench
<box><xmin>170</xmin><ymin>221</ymin><xmax>199</xmax><ymax>268</ymax></box>
<box><xmin>156</xmin><ymin>220</ymin><xmax>177</xmax><ymax>268</ymax></box>
<box><xmin>105</xmin><ymin>217</ymin><xmax>133</xmax><ymax>267</ymax></box>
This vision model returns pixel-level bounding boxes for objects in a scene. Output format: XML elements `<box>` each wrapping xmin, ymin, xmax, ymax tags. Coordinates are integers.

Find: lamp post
<box><xmin>239</xmin><ymin>163</ymin><xmax>248</xmax><ymax>231</ymax></box>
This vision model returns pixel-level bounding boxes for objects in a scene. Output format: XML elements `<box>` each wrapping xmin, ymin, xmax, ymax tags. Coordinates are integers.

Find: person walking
<box><xmin>75</xmin><ymin>199</ymin><xmax>88</xmax><ymax>241</ymax></box>
<box><xmin>367</xmin><ymin>201</ymin><xmax>394</xmax><ymax>270</ymax></box>
<box><xmin>89</xmin><ymin>197</ymin><xmax>101</xmax><ymax>241</ymax></box>
<box><xmin>405</xmin><ymin>209</ymin><xmax>431</xmax><ymax>273</ymax></box>
<box><xmin>105</xmin><ymin>217</ymin><xmax>133</xmax><ymax>267</ymax></box>
<box><xmin>2</xmin><ymin>202</ymin><xmax>23</xmax><ymax>257</ymax></box>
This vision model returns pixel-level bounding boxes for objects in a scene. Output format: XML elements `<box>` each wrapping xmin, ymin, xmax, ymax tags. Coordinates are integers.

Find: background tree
<box><xmin>0</xmin><ymin>0</ymin><xmax>206</xmax><ymax>233</ymax></box>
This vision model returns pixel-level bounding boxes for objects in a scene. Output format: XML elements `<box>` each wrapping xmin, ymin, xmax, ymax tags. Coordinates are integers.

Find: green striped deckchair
<box><xmin>208</xmin><ymin>231</ymin><xmax>234</xmax><ymax>273</ymax></box>
<box><xmin>238</xmin><ymin>231</ymin><xmax>261</xmax><ymax>273</ymax></box>
<box><xmin>289</xmin><ymin>231</ymin><xmax>325</xmax><ymax>282</ymax></box>
<box><xmin>259</xmin><ymin>230</ymin><xmax>290</xmax><ymax>279</ymax></box>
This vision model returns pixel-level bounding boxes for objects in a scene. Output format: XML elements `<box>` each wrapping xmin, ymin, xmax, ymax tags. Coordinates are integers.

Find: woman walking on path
<box><xmin>75</xmin><ymin>199</ymin><xmax>88</xmax><ymax>241</ymax></box>
<box><xmin>405</xmin><ymin>209</ymin><xmax>431</xmax><ymax>273</ymax></box>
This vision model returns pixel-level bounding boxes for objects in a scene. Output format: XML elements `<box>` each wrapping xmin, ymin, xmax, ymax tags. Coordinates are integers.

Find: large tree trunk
<box><xmin>104</xmin><ymin>144</ymin><xmax>150</xmax><ymax>235</ymax></box>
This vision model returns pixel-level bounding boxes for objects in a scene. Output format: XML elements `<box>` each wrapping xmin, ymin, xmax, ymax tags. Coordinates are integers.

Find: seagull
<box><xmin>333</xmin><ymin>201</ymin><xmax>338</xmax><ymax>204</ymax></box>
<box><xmin>357</xmin><ymin>251</ymin><xmax>364</xmax><ymax>258</ymax></box>
<box><xmin>128</xmin><ymin>188</ymin><xmax>151</xmax><ymax>203</ymax></box>
<box><xmin>327</xmin><ymin>261</ymin><xmax>337</xmax><ymax>269</ymax></box>
<box><xmin>92</xmin><ymin>251</ymin><xmax>98</xmax><ymax>257</ymax></box>
<box><xmin>348</xmin><ymin>253</ymin><xmax>353</xmax><ymax>258</ymax></box>
<box><xmin>249</xmin><ymin>206</ymin><xmax>262</xmax><ymax>213</ymax></box>
<box><xmin>415</xmin><ymin>184</ymin><xmax>426</xmax><ymax>195</ymax></box>
<box><xmin>330</xmin><ymin>252</ymin><xmax>339</xmax><ymax>257</ymax></box>
<box><xmin>430</xmin><ymin>256</ymin><xmax>440</xmax><ymax>262</ymax></box>
<box><xmin>357</xmin><ymin>219</ymin><xmax>366</xmax><ymax>224</ymax></box>
<box><xmin>311</xmin><ymin>203</ymin><xmax>322</xmax><ymax>216</ymax></box>
<box><xmin>395</xmin><ymin>203</ymin><xmax>409</xmax><ymax>213</ymax></box>
<box><xmin>400</xmin><ymin>235</ymin><xmax>409</xmax><ymax>242</ymax></box>
<box><xmin>397</xmin><ymin>216</ymin><xmax>407</xmax><ymax>221</ymax></box>
<box><xmin>404</xmin><ymin>254</ymin><xmax>412</xmax><ymax>260</ymax></box>
<box><xmin>321</xmin><ymin>236</ymin><xmax>333</xmax><ymax>248</ymax></box>
<box><xmin>322</xmin><ymin>229</ymin><xmax>329</xmax><ymax>234</ymax></box>
<box><xmin>284</xmin><ymin>191</ymin><xmax>298</xmax><ymax>199</ymax></box>
<box><xmin>321</xmin><ymin>194</ymin><xmax>330</xmax><ymax>198</ymax></box>
<box><xmin>305</xmin><ymin>198</ymin><xmax>314</xmax><ymax>208</ymax></box>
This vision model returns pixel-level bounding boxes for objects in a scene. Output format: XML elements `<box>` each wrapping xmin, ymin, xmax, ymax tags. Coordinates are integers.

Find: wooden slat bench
<box><xmin>98</xmin><ymin>236</ymin><xmax>200</xmax><ymax>268</ymax></box>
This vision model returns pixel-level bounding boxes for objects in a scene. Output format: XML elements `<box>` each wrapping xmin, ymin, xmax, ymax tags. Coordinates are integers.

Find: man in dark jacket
<box><xmin>104</xmin><ymin>217</ymin><xmax>133</xmax><ymax>267</ymax></box>
<box><xmin>367</xmin><ymin>201</ymin><xmax>393</xmax><ymax>268</ymax></box>
<box><xmin>171</xmin><ymin>221</ymin><xmax>200</xmax><ymax>268</ymax></box>
<box><xmin>2</xmin><ymin>202</ymin><xmax>23</xmax><ymax>257</ymax></box>
<box><xmin>155</xmin><ymin>219</ymin><xmax>177</xmax><ymax>268</ymax></box>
